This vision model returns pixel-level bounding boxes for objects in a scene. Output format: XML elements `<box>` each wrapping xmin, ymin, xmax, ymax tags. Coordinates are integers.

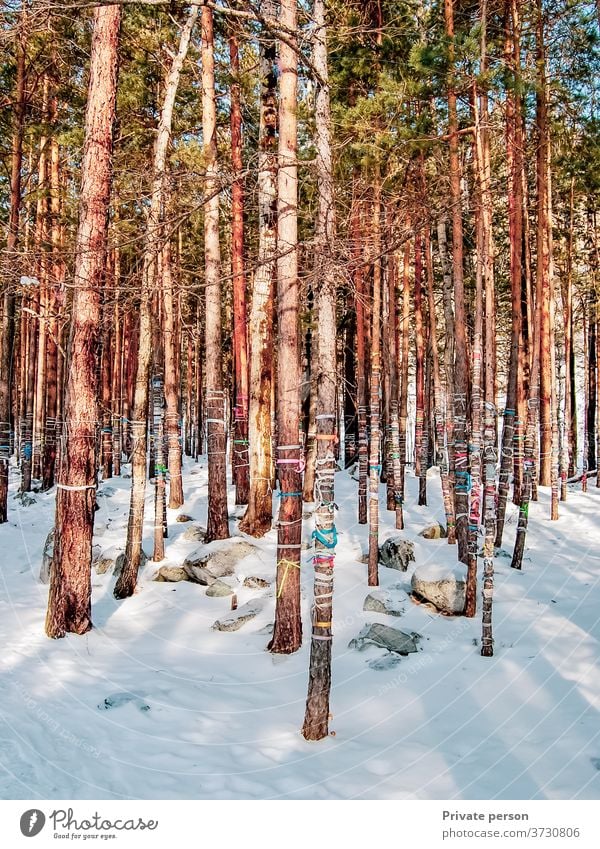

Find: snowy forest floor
<box><xmin>0</xmin><ymin>458</ymin><xmax>599</xmax><ymax>800</ymax></box>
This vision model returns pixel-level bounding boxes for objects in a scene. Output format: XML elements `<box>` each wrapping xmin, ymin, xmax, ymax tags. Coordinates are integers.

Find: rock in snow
<box><xmin>154</xmin><ymin>566</ymin><xmax>188</xmax><ymax>583</ymax></box>
<box><xmin>212</xmin><ymin>599</ymin><xmax>264</xmax><ymax>631</ymax></box>
<box><xmin>348</xmin><ymin>623</ymin><xmax>418</xmax><ymax>655</ymax></box>
<box><xmin>410</xmin><ymin>562</ymin><xmax>465</xmax><ymax>614</ymax></box>
<box><xmin>378</xmin><ymin>536</ymin><xmax>415</xmax><ymax>571</ymax></box>
<box><xmin>243</xmin><ymin>576</ymin><xmax>270</xmax><ymax>589</ymax></box>
<box><xmin>363</xmin><ymin>590</ymin><xmax>406</xmax><ymax>617</ymax></box>
<box><xmin>418</xmin><ymin>522</ymin><xmax>447</xmax><ymax>540</ymax></box>
<box><xmin>183</xmin><ymin>541</ymin><xmax>260</xmax><ymax>585</ymax></box>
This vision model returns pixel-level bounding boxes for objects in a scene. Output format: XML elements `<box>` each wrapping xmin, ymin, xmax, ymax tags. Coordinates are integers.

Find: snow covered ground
<box><xmin>0</xmin><ymin>457</ymin><xmax>599</xmax><ymax>800</ymax></box>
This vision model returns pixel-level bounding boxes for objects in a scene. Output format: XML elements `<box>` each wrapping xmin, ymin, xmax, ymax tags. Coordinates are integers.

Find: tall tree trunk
<box><xmin>536</xmin><ymin>0</ymin><xmax>553</xmax><ymax>488</ymax></box>
<box><xmin>445</xmin><ymin>0</ymin><xmax>471</xmax><ymax>596</ymax></box>
<box><xmin>0</xmin><ymin>9</ymin><xmax>27</xmax><ymax>521</ymax></box>
<box><xmin>239</xmin><ymin>0</ymin><xmax>277</xmax><ymax>538</ymax></box>
<box><xmin>352</xmin><ymin>190</ymin><xmax>368</xmax><ymax>524</ymax></box>
<box><xmin>229</xmin><ymin>28</ymin><xmax>250</xmax><ymax>506</ymax></box>
<box><xmin>414</xmin><ymin>230</ymin><xmax>427</xmax><ymax>506</ymax></box>
<box><xmin>425</xmin><ymin>226</ymin><xmax>455</xmax><ymax>534</ymax></box>
<box><xmin>398</xmin><ymin>238</ymin><xmax>410</xmax><ymax>530</ymax></box>
<box><xmin>303</xmin><ymin>0</ymin><xmax>337</xmax><ymax>738</ymax></box>
<box><xmin>163</xmin><ymin>227</ymin><xmax>184</xmax><ymax>508</ymax></box>
<box><xmin>496</xmin><ymin>0</ymin><xmax>522</xmax><ymax>547</ymax></box>
<box><xmin>115</xmin><ymin>3</ymin><xmax>199</xmax><ymax>598</ymax></box>
<box><xmin>269</xmin><ymin>0</ymin><xmax>302</xmax><ymax>654</ymax></box>
<box><xmin>368</xmin><ymin>174</ymin><xmax>382</xmax><ymax>587</ymax></box>
<box><xmin>201</xmin><ymin>5</ymin><xmax>229</xmax><ymax>542</ymax></box>
<box><xmin>46</xmin><ymin>4</ymin><xmax>121</xmax><ymax>637</ymax></box>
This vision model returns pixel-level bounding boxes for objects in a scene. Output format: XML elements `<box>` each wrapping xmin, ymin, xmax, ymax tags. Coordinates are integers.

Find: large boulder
<box><xmin>379</xmin><ymin>536</ymin><xmax>415</xmax><ymax>571</ymax></box>
<box><xmin>411</xmin><ymin>563</ymin><xmax>465</xmax><ymax>614</ymax></box>
<box><xmin>418</xmin><ymin>522</ymin><xmax>447</xmax><ymax>540</ymax></box>
<box><xmin>39</xmin><ymin>529</ymin><xmax>55</xmax><ymax>584</ymax></box>
<box><xmin>183</xmin><ymin>541</ymin><xmax>260</xmax><ymax>585</ymax></box>
<box><xmin>212</xmin><ymin>599</ymin><xmax>264</xmax><ymax>632</ymax></box>
<box><xmin>349</xmin><ymin>623</ymin><xmax>418</xmax><ymax>655</ymax></box>
<box><xmin>363</xmin><ymin>590</ymin><xmax>406</xmax><ymax>617</ymax></box>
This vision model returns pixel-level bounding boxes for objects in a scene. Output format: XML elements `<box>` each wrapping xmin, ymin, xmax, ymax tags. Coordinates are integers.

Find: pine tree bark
<box><xmin>201</xmin><ymin>5</ymin><xmax>229</xmax><ymax>542</ymax></box>
<box><xmin>269</xmin><ymin>0</ymin><xmax>302</xmax><ymax>654</ymax></box>
<box><xmin>368</xmin><ymin>174</ymin><xmax>382</xmax><ymax>587</ymax></box>
<box><xmin>445</xmin><ymin>0</ymin><xmax>471</xmax><ymax>590</ymax></box>
<box><xmin>0</xmin><ymin>9</ymin><xmax>27</xmax><ymax>521</ymax></box>
<box><xmin>303</xmin><ymin>0</ymin><xmax>337</xmax><ymax>737</ymax></box>
<box><xmin>239</xmin><ymin>0</ymin><xmax>277</xmax><ymax>538</ymax></box>
<box><xmin>229</xmin><ymin>28</ymin><xmax>250</xmax><ymax>507</ymax></box>
<box><xmin>46</xmin><ymin>4</ymin><xmax>121</xmax><ymax>637</ymax></box>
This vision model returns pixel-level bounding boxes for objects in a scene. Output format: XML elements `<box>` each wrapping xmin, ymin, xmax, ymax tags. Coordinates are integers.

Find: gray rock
<box><xmin>206</xmin><ymin>579</ymin><xmax>234</xmax><ymax>597</ymax></box>
<box><xmin>411</xmin><ymin>565</ymin><xmax>465</xmax><ymax>614</ymax></box>
<box><xmin>154</xmin><ymin>565</ymin><xmax>188</xmax><ymax>583</ymax></box>
<box><xmin>379</xmin><ymin>536</ymin><xmax>415</xmax><ymax>571</ymax></box>
<box><xmin>98</xmin><ymin>693</ymin><xmax>150</xmax><ymax>713</ymax></box>
<box><xmin>93</xmin><ymin>547</ymin><xmax>147</xmax><ymax>577</ymax></box>
<box><xmin>212</xmin><ymin>599</ymin><xmax>264</xmax><ymax>632</ymax></box>
<box><xmin>418</xmin><ymin>523</ymin><xmax>447</xmax><ymax>540</ymax></box>
<box><xmin>363</xmin><ymin>591</ymin><xmax>405</xmax><ymax>617</ymax></box>
<box><xmin>176</xmin><ymin>513</ymin><xmax>194</xmax><ymax>523</ymax></box>
<box><xmin>182</xmin><ymin>524</ymin><xmax>206</xmax><ymax>542</ymax></box>
<box><xmin>349</xmin><ymin>623</ymin><xmax>418</xmax><ymax>655</ymax></box>
<box><xmin>97</xmin><ymin>486</ymin><xmax>117</xmax><ymax>498</ymax></box>
<box><xmin>243</xmin><ymin>576</ymin><xmax>270</xmax><ymax>589</ymax></box>
<box><xmin>368</xmin><ymin>653</ymin><xmax>403</xmax><ymax>671</ymax></box>
<box><xmin>39</xmin><ymin>529</ymin><xmax>55</xmax><ymax>584</ymax></box>
<box><xmin>183</xmin><ymin>541</ymin><xmax>260</xmax><ymax>585</ymax></box>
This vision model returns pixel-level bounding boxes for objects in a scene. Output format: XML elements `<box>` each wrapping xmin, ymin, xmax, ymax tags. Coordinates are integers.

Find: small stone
<box><xmin>243</xmin><ymin>576</ymin><xmax>270</xmax><ymax>589</ymax></box>
<box><xmin>98</xmin><ymin>693</ymin><xmax>150</xmax><ymax>713</ymax></box>
<box><xmin>348</xmin><ymin>623</ymin><xmax>418</xmax><ymax>655</ymax></box>
<box><xmin>154</xmin><ymin>566</ymin><xmax>188</xmax><ymax>583</ymax></box>
<box><xmin>418</xmin><ymin>523</ymin><xmax>447</xmax><ymax>540</ymax></box>
<box><xmin>121</xmin><ymin>472</ymin><xmax>131</xmax><ymax>479</ymax></box>
<box><xmin>206</xmin><ymin>579</ymin><xmax>234</xmax><ymax>597</ymax></box>
<box><xmin>176</xmin><ymin>513</ymin><xmax>194</xmax><ymax>523</ymax></box>
<box><xmin>212</xmin><ymin>599</ymin><xmax>264</xmax><ymax>632</ymax></box>
<box><xmin>379</xmin><ymin>536</ymin><xmax>415</xmax><ymax>571</ymax></box>
<box><xmin>97</xmin><ymin>486</ymin><xmax>117</xmax><ymax>498</ymax></box>
<box><xmin>363</xmin><ymin>591</ymin><xmax>405</xmax><ymax>617</ymax></box>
